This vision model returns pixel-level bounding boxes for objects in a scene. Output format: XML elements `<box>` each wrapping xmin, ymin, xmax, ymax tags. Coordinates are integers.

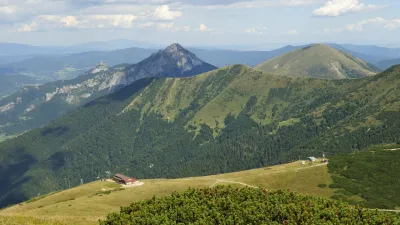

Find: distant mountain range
<box><xmin>0</xmin><ymin>41</ymin><xmax>399</xmax><ymax>208</ymax></box>
<box><xmin>377</xmin><ymin>58</ymin><xmax>400</xmax><ymax>70</ymax></box>
<box><xmin>1</xmin><ymin>42</ymin><xmax>400</xmax><ymax>97</ymax></box>
<box><xmin>256</xmin><ymin>44</ymin><xmax>379</xmax><ymax>79</ymax></box>
<box><xmin>0</xmin><ymin>47</ymin><xmax>157</xmax><ymax>80</ymax></box>
<box><xmin>0</xmin><ymin>44</ymin><xmax>216</xmax><ymax>140</ymax></box>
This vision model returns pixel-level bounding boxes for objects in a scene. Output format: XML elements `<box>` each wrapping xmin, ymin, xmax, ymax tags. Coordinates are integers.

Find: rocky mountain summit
<box><xmin>0</xmin><ymin>44</ymin><xmax>217</xmax><ymax>139</ymax></box>
<box><xmin>115</xmin><ymin>43</ymin><xmax>217</xmax><ymax>87</ymax></box>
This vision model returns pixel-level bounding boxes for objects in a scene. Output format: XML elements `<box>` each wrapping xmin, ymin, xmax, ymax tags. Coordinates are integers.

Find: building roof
<box><xmin>308</xmin><ymin>157</ymin><xmax>317</xmax><ymax>161</ymax></box>
<box><xmin>113</xmin><ymin>173</ymin><xmax>135</xmax><ymax>181</ymax></box>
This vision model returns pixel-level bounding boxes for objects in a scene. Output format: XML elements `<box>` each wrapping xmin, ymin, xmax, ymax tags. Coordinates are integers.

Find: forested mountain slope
<box><xmin>0</xmin><ymin>44</ymin><xmax>216</xmax><ymax>141</ymax></box>
<box><xmin>256</xmin><ymin>44</ymin><xmax>379</xmax><ymax>79</ymax></box>
<box><xmin>328</xmin><ymin>144</ymin><xmax>400</xmax><ymax>209</ymax></box>
<box><xmin>0</xmin><ymin>64</ymin><xmax>399</xmax><ymax>208</ymax></box>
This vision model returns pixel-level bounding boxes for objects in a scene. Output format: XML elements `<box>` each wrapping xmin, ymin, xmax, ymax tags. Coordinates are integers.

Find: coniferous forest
<box><xmin>328</xmin><ymin>146</ymin><xmax>400</xmax><ymax>209</ymax></box>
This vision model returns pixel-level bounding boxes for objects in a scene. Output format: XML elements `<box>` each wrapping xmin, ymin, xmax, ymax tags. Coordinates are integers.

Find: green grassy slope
<box><xmin>0</xmin><ymin>64</ymin><xmax>399</xmax><ymax>209</ymax></box>
<box><xmin>0</xmin><ymin>160</ymin><xmax>336</xmax><ymax>224</ymax></box>
<box><xmin>255</xmin><ymin>44</ymin><xmax>379</xmax><ymax>79</ymax></box>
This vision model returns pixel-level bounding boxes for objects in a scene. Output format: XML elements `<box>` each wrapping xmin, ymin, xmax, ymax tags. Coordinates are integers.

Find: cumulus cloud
<box><xmin>199</xmin><ymin>24</ymin><xmax>211</xmax><ymax>32</ymax></box>
<box><xmin>17</xmin><ymin>21</ymin><xmax>37</xmax><ymax>32</ymax></box>
<box><xmin>154</xmin><ymin>5</ymin><xmax>182</xmax><ymax>20</ymax></box>
<box><xmin>313</xmin><ymin>0</ymin><xmax>388</xmax><ymax>17</ymax></box>
<box><xmin>0</xmin><ymin>5</ymin><xmax>16</xmax><ymax>14</ymax></box>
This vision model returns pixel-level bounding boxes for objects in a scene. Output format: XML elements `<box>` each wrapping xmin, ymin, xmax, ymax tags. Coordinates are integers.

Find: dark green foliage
<box><xmin>317</xmin><ymin>183</ymin><xmax>327</xmax><ymax>188</ymax></box>
<box><xmin>99</xmin><ymin>186</ymin><xmax>400</xmax><ymax>225</ymax></box>
<box><xmin>328</xmin><ymin>149</ymin><xmax>400</xmax><ymax>209</ymax></box>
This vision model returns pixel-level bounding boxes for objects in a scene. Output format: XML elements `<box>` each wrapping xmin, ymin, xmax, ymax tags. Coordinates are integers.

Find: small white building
<box><xmin>308</xmin><ymin>157</ymin><xmax>317</xmax><ymax>162</ymax></box>
<box><xmin>301</xmin><ymin>161</ymin><xmax>306</xmax><ymax>165</ymax></box>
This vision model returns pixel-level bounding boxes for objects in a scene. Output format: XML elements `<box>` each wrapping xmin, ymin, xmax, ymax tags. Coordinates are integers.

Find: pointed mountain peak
<box><xmin>125</xmin><ymin>43</ymin><xmax>217</xmax><ymax>80</ymax></box>
<box><xmin>165</xmin><ymin>43</ymin><xmax>185</xmax><ymax>53</ymax></box>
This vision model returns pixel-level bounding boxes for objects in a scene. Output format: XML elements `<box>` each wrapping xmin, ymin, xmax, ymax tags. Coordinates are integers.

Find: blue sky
<box><xmin>0</xmin><ymin>0</ymin><xmax>399</xmax><ymax>48</ymax></box>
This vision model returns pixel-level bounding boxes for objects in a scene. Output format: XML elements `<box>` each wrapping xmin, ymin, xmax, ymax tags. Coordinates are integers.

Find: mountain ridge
<box><xmin>0</xmin><ymin>63</ymin><xmax>399</xmax><ymax>208</ymax></box>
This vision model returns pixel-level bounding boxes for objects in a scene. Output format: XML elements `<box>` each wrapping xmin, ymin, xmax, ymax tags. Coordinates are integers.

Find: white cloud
<box><xmin>313</xmin><ymin>0</ymin><xmax>388</xmax><ymax>17</ymax></box>
<box><xmin>321</xmin><ymin>17</ymin><xmax>400</xmax><ymax>34</ymax></box>
<box><xmin>245</xmin><ymin>28</ymin><xmax>257</xmax><ymax>33</ymax></box>
<box><xmin>156</xmin><ymin>22</ymin><xmax>180</xmax><ymax>31</ymax></box>
<box><xmin>157</xmin><ymin>22</ymin><xmax>174</xmax><ymax>29</ymax></box>
<box><xmin>199</xmin><ymin>23</ymin><xmax>211</xmax><ymax>32</ymax></box>
<box><xmin>154</xmin><ymin>5</ymin><xmax>182</xmax><ymax>20</ymax></box>
<box><xmin>137</xmin><ymin>22</ymin><xmax>155</xmax><ymax>28</ymax></box>
<box><xmin>323</xmin><ymin>27</ymin><xmax>343</xmax><ymax>33</ymax></box>
<box><xmin>244</xmin><ymin>25</ymin><xmax>267</xmax><ymax>34</ymax></box>
<box><xmin>17</xmin><ymin>21</ymin><xmax>37</xmax><ymax>32</ymax></box>
<box><xmin>346</xmin><ymin>17</ymin><xmax>389</xmax><ymax>31</ymax></box>
<box><xmin>183</xmin><ymin>25</ymin><xmax>191</xmax><ymax>31</ymax></box>
<box><xmin>0</xmin><ymin>5</ymin><xmax>16</xmax><ymax>14</ymax></box>
<box><xmin>200</xmin><ymin>0</ymin><xmax>321</xmax><ymax>9</ymax></box>
<box><xmin>287</xmin><ymin>29</ymin><xmax>298</xmax><ymax>35</ymax></box>
<box><xmin>17</xmin><ymin>14</ymin><xmax>138</xmax><ymax>31</ymax></box>
<box><xmin>91</xmin><ymin>15</ymin><xmax>137</xmax><ymax>28</ymax></box>
<box><xmin>385</xmin><ymin>19</ymin><xmax>400</xmax><ymax>30</ymax></box>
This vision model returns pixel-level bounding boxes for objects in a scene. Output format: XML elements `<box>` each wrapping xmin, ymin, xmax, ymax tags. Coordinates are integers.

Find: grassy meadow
<box><xmin>0</xmin><ymin>160</ymin><xmax>335</xmax><ymax>225</ymax></box>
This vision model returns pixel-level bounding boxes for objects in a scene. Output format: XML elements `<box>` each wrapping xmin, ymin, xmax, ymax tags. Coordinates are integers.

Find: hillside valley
<box><xmin>0</xmin><ymin>60</ymin><xmax>399</xmax><ymax>208</ymax></box>
<box><xmin>0</xmin><ymin>44</ymin><xmax>216</xmax><ymax>141</ymax></box>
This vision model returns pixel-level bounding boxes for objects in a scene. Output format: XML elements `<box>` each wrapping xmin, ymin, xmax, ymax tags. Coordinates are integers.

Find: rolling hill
<box><xmin>0</xmin><ymin>44</ymin><xmax>216</xmax><ymax>141</ymax></box>
<box><xmin>0</xmin><ymin>60</ymin><xmax>399</xmax><ymax>209</ymax></box>
<box><xmin>255</xmin><ymin>44</ymin><xmax>379</xmax><ymax>79</ymax></box>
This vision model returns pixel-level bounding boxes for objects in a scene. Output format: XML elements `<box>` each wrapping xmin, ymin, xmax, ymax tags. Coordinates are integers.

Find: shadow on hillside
<box><xmin>48</xmin><ymin>151</ymin><xmax>67</xmax><ymax>171</ymax></box>
<box><xmin>84</xmin><ymin>77</ymin><xmax>155</xmax><ymax>107</ymax></box>
<box><xmin>0</xmin><ymin>151</ymin><xmax>36</xmax><ymax>208</ymax></box>
<box><xmin>41</xmin><ymin>126</ymin><xmax>70</xmax><ymax>137</ymax></box>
